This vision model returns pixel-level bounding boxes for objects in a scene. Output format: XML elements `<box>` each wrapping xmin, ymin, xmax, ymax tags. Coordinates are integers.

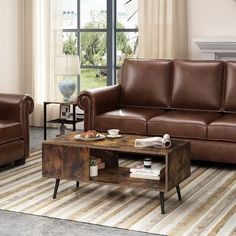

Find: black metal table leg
<box><xmin>44</xmin><ymin>102</ymin><xmax>47</xmax><ymax>140</ymax></box>
<box><xmin>73</xmin><ymin>104</ymin><xmax>76</xmax><ymax>131</ymax></box>
<box><xmin>53</xmin><ymin>178</ymin><xmax>60</xmax><ymax>199</ymax></box>
<box><xmin>176</xmin><ymin>184</ymin><xmax>182</xmax><ymax>201</ymax></box>
<box><xmin>76</xmin><ymin>181</ymin><xmax>79</xmax><ymax>188</ymax></box>
<box><xmin>159</xmin><ymin>192</ymin><xmax>165</xmax><ymax>214</ymax></box>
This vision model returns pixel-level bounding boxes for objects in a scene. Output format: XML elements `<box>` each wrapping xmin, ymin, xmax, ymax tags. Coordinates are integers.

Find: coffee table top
<box><xmin>43</xmin><ymin>132</ymin><xmax>190</xmax><ymax>156</ymax></box>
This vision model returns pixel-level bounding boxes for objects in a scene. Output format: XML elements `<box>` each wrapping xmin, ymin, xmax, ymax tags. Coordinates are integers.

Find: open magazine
<box><xmin>134</xmin><ymin>134</ymin><xmax>171</xmax><ymax>148</ymax></box>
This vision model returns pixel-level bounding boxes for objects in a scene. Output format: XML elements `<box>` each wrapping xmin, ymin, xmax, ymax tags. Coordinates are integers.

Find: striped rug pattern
<box><xmin>0</xmin><ymin>151</ymin><xmax>236</xmax><ymax>236</ymax></box>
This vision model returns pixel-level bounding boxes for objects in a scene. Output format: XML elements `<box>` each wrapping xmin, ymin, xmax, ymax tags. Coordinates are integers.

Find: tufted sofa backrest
<box><xmin>120</xmin><ymin>59</ymin><xmax>232</xmax><ymax>112</ymax></box>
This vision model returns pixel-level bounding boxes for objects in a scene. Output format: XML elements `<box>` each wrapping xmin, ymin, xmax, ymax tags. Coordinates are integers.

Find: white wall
<box><xmin>188</xmin><ymin>0</ymin><xmax>236</xmax><ymax>59</ymax></box>
<box><xmin>0</xmin><ymin>0</ymin><xmax>23</xmax><ymax>93</ymax></box>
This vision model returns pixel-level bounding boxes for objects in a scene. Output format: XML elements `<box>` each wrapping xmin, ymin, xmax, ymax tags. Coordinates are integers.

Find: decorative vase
<box><xmin>90</xmin><ymin>165</ymin><xmax>98</xmax><ymax>177</ymax></box>
<box><xmin>58</xmin><ymin>79</ymin><xmax>76</xmax><ymax>101</ymax></box>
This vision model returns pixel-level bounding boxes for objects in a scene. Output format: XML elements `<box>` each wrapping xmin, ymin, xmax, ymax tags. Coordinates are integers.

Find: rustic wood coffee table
<box><xmin>42</xmin><ymin>132</ymin><xmax>191</xmax><ymax>214</ymax></box>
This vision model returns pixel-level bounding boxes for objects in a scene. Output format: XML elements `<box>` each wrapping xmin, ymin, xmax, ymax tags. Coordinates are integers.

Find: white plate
<box><xmin>106</xmin><ymin>134</ymin><xmax>122</xmax><ymax>138</ymax></box>
<box><xmin>74</xmin><ymin>134</ymin><xmax>106</xmax><ymax>141</ymax></box>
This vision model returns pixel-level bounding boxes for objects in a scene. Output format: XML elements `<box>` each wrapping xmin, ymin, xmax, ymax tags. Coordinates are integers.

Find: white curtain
<box><xmin>24</xmin><ymin>0</ymin><xmax>63</xmax><ymax>126</ymax></box>
<box><xmin>138</xmin><ymin>0</ymin><xmax>188</xmax><ymax>59</ymax></box>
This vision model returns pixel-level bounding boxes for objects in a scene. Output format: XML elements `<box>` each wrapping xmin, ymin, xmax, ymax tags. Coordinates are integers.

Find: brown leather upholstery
<box><xmin>0</xmin><ymin>140</ymin><xmax>24</xmax><ymax>166</ymax></box>
<box><xmin>95</xmin><ymin>108</ymin><xmax>165</xmax><ymax>134</ymax></box>
<box><xmin>121</xmin><ymin>59</ymin><xmax>171</xmax><ymax>108</ymax></box>
<box><xmin>208</xmin><ymin>114</ymin><xmax>236</xmax><ymax>142</ymax></box>
<box><xmin>148</xmin><ymin>110</ymin><xmax>220</xmax><ymax>138</ymax></box>
<box><xmin>78</xmin><ymin>59</ymin><xmax>236</xmax><ymax>164</ymax></box>
<box><xmin>186</xmin><ymin>139</ymin><xmax>236</xmax><ymax>164</ymax></box>
<box><xmin>171</xmin><ymin>60</ymin><xmax>224</xmax><ymax>111</ymax></box>
<box><xmin>0</xmin><ymin>121</ymin><xmax>22</xmax><ymax>145</ymax></box>
<box><xmin>0</xmin><ymin>94</ymin><xmax>34</xmax><ymax>166</ymax></box>
<box><xmin>223</xmin><ymin>62</ymin><xmax>236</xmax><ymax>112</ymax></box>
<box><xmin>78</xmin><ymin>85</ymin><xmax>121</xmax><ymax>131</ymax></box>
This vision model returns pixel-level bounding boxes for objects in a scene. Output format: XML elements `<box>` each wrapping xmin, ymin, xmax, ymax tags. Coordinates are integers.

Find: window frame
<box><xmin>62</xmin><ymin>0</ymin><xmax>138</xmax><ymax>92</ymax></box>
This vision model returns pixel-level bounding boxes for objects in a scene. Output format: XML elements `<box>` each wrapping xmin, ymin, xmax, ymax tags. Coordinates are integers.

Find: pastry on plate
<box><xmin>80</xmin><ymin>130</ymin><xmax>97</xmax><ymax>139</ymax></box>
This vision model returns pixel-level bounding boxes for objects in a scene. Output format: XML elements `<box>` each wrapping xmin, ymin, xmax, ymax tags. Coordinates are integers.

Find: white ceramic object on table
<box><xmin>107</xmin><ymin>134</ymin><xmax>122</xmax><ymax>138</ymax></box>
<box><xmin>74</xmin><ymin>134</ymin><xmax>105</xmax><ymax>141</ymax></box>
<box><xmin>107</xmin><ymin>129</ymin><xmax>120</xmax><ymax>137</ymax></box>
<box><xmin>58</xmin><ymin>79</ymin><xmax>76</xmax><ymax>101</ymax></box>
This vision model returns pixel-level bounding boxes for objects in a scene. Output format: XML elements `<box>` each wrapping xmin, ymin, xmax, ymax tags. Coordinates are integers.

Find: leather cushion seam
<box><xmin>148</xmin><ymin>120</ymin><xmax>207</xmax><ymax>127</ymax></box>
<box><xmin>95</xmin><ymin>116</ymin><xmax>147</xmax><ymax>121</ymax></box>
<box><xmin>208</xmin><ymin>124</ymin><xmax>236</xmax><ymax>128</ymax></box>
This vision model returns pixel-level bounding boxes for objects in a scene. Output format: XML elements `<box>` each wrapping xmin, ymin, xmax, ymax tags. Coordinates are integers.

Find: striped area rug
<box><xmin>0</xmin><ymin>151</ymin><xmax>236</xmax><ymax>236</ymax></box>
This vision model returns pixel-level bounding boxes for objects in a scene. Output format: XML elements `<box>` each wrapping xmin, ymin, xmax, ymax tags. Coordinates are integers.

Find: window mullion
<box><xmin>77</xmin><ymin>0</ymin><xmax>81</xmax><ymax>93</ymax></box>
<box><xmin>107</xmin><ymin>0</ymin><xmax>116</xmax><ymax>86</ymax></box>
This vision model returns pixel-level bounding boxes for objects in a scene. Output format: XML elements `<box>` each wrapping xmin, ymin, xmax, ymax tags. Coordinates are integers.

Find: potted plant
<box><xmin>90</xmin><ymin>160</ymin><xmax>98</xmax><ymax>177</ymax></box>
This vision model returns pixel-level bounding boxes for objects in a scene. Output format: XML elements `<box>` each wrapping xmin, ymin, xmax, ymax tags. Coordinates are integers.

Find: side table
<box><xmin>43</xmin><ymin>101</ymin><xmax>84</xmax><ymax>140</ymax></box>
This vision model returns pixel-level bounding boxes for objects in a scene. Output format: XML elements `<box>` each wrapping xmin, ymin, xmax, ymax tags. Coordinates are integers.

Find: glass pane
<box><xmin>117</xmin><ymin>0</ymin><xmax>138</xmax><ymax>29</ymax></box>
<box><xmin>116</xmin><ymin>69</ymin><xmax>122</xmax><ymax>84</ymax></box>
<box><xmin>62</xmin><ymin>0</ymin><xmax>77</xmax><ymax>29</ymax></box>
<box><xmin>63</xmin><ymin>32</ymin><xmax>78</xmax><ymax>55</ymax></box>
<box><xmin>116</xmin><ymin>32</ymin><xmax>138</xmax><ymax>66</ymax></box>
<box><xmin>80</xmin><ymin>68</ymin><xmax>107</xmax><ymax>91</ymax></box>
<box><xmin>81</xmin><ymin>32</ymin><xmax>107</xmax><ymax>66</ymax></box>
<box><xmin>81</xmin><ymin>0</ymin><xmax>107</xmax><ymax>29</ymax></box>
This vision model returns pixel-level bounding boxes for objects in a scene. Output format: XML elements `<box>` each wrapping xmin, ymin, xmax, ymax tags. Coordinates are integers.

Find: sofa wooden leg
<box><xmin>14</xmin><ymin>158</ymin><xmax>26</xmax><ymax>166</ymax></box>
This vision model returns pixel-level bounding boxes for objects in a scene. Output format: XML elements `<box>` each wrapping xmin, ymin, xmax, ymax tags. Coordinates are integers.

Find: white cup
<box><xmin>107</xmin><ymin>129</ymin><xmax>120</xmax><ymax>137</ymax></box>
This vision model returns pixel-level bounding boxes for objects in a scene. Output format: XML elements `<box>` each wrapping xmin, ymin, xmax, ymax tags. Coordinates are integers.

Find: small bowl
<box><xmin>107</xmin><ymin>129</ymin><xmax>120</xmax><ymax>137</ymax></box>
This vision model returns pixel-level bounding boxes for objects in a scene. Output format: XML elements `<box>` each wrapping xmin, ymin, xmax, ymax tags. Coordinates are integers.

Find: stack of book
<box><xmin>130</xmin><ymin>163</ymin><xmax>165</xmax><ymax>180</ymax></box>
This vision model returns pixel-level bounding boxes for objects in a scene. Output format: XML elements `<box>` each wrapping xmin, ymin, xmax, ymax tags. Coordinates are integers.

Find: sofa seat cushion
<box><xmin>148</xmin><ymin>110</ymin><xmax>220</xmax><ymax>138</ymax></box>
<box><xmin>208</xmin><ymin>114</ymin><xmax>236</xmax><ymax>142</ymax></box>
<box><xmin>94</xmin><ymin>108</ymin><xmax>165</xmax><ymax>134</ymax></box>
<box><xmin>0</xmin><ymin>120</ymin><xmax>22</xmax><ymax>145</ymax></box>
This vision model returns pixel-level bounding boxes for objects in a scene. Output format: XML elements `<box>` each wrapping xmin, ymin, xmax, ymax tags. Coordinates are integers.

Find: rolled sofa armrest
<box><xmin>0</xmin><ymin>93</ymin><xmax>34</xmax><ymax>159</ymax></box>
<box><xmin>0</xmin><ymin>93</ymin><xmax>34</xmax><ymax>121</ymax></box>
<box><xmin>78</xmin><ymin>85</ymin><xmax>121</xmax><ymax>131</ymax></box>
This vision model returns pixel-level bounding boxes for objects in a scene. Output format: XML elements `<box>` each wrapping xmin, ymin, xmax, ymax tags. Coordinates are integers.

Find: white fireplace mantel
<box><xmin>194</xmin><ymin>38</ymin><xmax>236</xmax><ymax>60</ymax></box>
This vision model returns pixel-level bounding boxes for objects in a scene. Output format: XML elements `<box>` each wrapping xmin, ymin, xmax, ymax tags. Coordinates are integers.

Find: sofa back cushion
<box><xmin>223</xmin><ymin>62</ymin><xmax>236</xmax><ymax>112</ymax></box>
<box><xmin>120</xmin><ymin>59</ymin><xmax>171</xmax><ymax>108</ymax></box>
<box><xmin>170</xmin><ymin>60</ymin><xmax>224</xmax><ymax>111</ymax></box>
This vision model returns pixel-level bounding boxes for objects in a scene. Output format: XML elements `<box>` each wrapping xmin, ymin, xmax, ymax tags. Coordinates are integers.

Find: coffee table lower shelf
<box><xmin>90</xmin><ymin>167</ymin><xmax>166</xmax><ymax>191</ymax></box>
<box><xmin>52</xmin><ymin>167</ymin><xmax>181</xmax><ymax>214</ymax></box>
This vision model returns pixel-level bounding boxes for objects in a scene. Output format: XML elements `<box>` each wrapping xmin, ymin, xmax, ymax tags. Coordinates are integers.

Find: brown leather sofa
<box><xmin>0</xmin><ymin>94</ymin><xmax>34</xmax><ymax>166</ymax></box>
<box><xmin>78</xmin><ymin>59</ymin><xmax>236</xmax><ymax>164</ymax></box>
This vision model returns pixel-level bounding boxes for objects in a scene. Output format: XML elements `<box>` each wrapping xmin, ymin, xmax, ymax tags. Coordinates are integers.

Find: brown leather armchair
<box><xmin>0</xmin><ymin>93</ymin><xmax>34</xmax><ymax>166</ymax></box>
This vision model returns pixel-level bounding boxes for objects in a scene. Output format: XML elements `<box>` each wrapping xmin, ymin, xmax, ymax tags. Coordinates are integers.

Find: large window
<box><xmin>62</xmin><ymin>0</ymin><xmax>138</xmax><ymax>92</ymax></box>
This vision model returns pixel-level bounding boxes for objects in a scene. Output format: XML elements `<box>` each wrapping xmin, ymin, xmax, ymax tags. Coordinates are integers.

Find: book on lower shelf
<box><xmin>130</xmin><ymin>173</ymin><xmax>162</xmax><ymax>180</ymax></box>
<box><xmin>130</xmin><ymin>163</ymin><xmax>165</xmax><ymax>180</ymax></box>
